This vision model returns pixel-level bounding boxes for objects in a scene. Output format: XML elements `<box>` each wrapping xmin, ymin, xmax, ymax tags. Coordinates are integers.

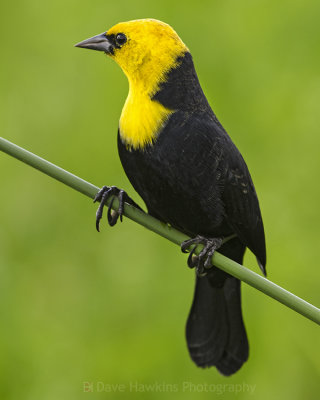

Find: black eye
<box><xmin>115</xmin><ymin>33</ymin><xmax>127</xmax><ymax>46</ymax></box>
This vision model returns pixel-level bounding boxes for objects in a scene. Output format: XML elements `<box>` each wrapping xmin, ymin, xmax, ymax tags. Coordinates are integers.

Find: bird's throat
<box><xmin>119</xmin><ymin>84</ymin><xmax>173</xmax><ymax>149</ymax></box>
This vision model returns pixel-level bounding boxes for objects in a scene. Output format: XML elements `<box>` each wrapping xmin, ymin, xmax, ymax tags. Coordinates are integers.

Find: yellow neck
<box><xmin>119</xmin><ymin>79</ymin><xmax>173</xmax><ymax>149</ymax></box>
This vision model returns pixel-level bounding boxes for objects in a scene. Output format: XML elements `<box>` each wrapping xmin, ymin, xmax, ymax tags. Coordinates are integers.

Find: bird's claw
<box><xmin>181</xmin><ymin>235</ymin><xmax>223</xmax><ymax>276</ymax></box>
<box><xmin>94</xmin><ymin>186</ymin><xmax>126</xmax><ymax>231</ymax></box>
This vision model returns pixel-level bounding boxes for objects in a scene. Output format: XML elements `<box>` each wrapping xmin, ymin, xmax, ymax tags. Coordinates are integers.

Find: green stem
<box><xmin>1</xmin><ymin>136</ymin><xmax>319</xmax><ymax>325</ymax></box>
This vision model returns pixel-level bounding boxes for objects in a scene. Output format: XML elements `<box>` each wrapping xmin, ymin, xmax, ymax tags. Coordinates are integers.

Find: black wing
<box><xmin>221</xmin><ymin>146</ymin><xmax>266</xmax><ymax>274</ymax></box>
<box><xmin>167</xmin><ymin>112</ymin><xmax>267</xmax><ymax>273</ymax></box>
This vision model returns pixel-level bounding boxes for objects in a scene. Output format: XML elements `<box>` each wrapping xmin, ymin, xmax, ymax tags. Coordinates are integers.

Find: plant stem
<box><xmin>1</xmin><ymin>136</ymin><xmax>319</xmax><ymax>325</ymax></box>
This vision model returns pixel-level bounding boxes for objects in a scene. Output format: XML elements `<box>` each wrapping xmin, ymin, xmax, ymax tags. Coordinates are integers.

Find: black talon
<box><xmin>95</xmin><ymin>187</ymin><xmax>111</xmax><ymax>232</ymax></box>
<box><xmin>118</xmin><ymin>190</ymin><xmax>125</xmax><ymax>222</ymax></box>
<box><xmin>181</xmin><ymin>236</ymin><xmax>200</xmax><ymax>253</ymax></box>
<box><xmin>107</xmin><ymin>197</ymin><xmax>119</xmax><ymax>227</ymax></box>
<box><xmin>181</xmin><ymin>242</ymin><xmax>190</xmax><ymax>254</ymax></box>
<box><xmin>204</xmin><ymin>248</ymin><xmax>216</xmax><ymax>269</ymax></box>
<box><xmin>94</xmin><ymin>185</ymin><xmax>144</xmax><ymax>231</ymax></box>
<box><xmin>181</xmin><ymin>235</ymin><xmax>223</xmax><ymax>276</ymax></box>
<box><xmin>187</xmin><ymin>245</ymin><xmax>198</xmax><ymax>269</ymax></box>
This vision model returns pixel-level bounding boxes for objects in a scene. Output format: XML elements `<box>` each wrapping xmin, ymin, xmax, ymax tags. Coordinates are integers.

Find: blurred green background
<box><xmin>0</xmin><ymin>0</ymin><xmax>319</xmax><ymax>399</ymax></box>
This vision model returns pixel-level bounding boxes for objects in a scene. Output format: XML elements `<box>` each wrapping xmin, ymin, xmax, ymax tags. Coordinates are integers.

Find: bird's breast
<box><xmin>119</xmin><ymin>87</ymin><xmax>173</xmax><ymax>149</ymax></box>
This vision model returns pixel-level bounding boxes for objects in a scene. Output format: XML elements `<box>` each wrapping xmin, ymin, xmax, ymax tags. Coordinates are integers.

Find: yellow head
<box><xmin>106</xmin><ymin>19</ymin><xmax>188</xmax><ymax>93</ymax></box>
<box><xmin>75</xmin><ymin>19</ymin><xmax>189</xmax><ymax>148</ymax></box>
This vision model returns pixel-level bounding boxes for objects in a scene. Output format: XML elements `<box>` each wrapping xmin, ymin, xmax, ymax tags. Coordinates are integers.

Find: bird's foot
<box><xmin>93</xmin><ymin>185</ymin><xmax>141</xmax><ymax>232</ymax></box>
<box><xmin>181</xmin><ymin>235</ymin><xmax>223</xmax><ymax>276</ymax></box>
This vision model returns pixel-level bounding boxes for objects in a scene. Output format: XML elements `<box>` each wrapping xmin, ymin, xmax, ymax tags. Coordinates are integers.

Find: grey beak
<box><xmin>74</xmin><ymin>32</ymin><xmax>114</xmax><ymax>54</ymax></box>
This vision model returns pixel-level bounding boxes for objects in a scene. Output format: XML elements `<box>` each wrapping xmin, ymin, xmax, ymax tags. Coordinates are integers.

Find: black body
<box><xmin>118</xmin><ymin>52</ymin><xmax>266</xmax><ymax>375</ymax></box>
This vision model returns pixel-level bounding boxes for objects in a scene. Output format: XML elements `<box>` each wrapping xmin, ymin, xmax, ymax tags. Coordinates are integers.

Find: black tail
<box><xmin>186</xmin><ymin>238</ymin><xmax>249</xmax><ymax>376</ymax></box>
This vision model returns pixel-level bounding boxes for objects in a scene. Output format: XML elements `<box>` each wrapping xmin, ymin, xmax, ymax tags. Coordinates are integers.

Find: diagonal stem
<box><xmin>0</xmin><ymin>136</ymin><xmax>319</xmax><ymax>325</ymax></box>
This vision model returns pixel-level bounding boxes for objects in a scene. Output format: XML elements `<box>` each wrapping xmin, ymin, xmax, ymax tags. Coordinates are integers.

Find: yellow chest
<box><xmin>119</xmin><ymin>87</ymin><xmax>173</xmax><ymax>149</ymax></box>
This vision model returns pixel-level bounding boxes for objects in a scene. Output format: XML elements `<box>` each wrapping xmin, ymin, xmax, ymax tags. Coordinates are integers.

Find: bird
<box><xmin>75</xmin><ymin>18</ymin><xmax>266</xmax><ymax>376</ymax></box>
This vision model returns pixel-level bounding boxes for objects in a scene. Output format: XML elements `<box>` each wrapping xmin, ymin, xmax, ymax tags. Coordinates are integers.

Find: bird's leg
<box><xmin>181</xmin><ymin>235</ymin><xmax>223</xmax><ymax>276</ymax></box>
<box><xmin>93</xmin><ymin>185</ymin><xmax>143</xmax><ymax>231</ymax></box>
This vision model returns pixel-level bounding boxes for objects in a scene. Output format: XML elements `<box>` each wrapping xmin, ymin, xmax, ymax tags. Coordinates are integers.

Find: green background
<box><xmin>0</xmin><ymin>0</ymin><xmax>319</xmax><ymax>399</ymax></box>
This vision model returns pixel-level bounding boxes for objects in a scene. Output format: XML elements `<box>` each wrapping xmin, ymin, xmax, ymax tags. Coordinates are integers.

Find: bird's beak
<box><xmin>74</xmin><ymin>32</ymin><xmax>114</xmax><ymax>54</ymax></box>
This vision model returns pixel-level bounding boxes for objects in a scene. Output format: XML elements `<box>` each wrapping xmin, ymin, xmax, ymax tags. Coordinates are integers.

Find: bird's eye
<box><xmin>115</xmin><ymin>33</ymin><xmax>127</xmax><ymax>46</ymax></box>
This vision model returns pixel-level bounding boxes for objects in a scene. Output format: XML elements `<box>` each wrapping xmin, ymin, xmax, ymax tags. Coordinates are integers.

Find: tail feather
<box><xmin>186</xmin><ymin>277</ymin><xmax>228</xmax><ymax>366</ymax></box>
<box><xmin>215</xmin><ymin>278</ymin><xmax>249</xmax><ymax>376</ymax></box>
<box><xmin>186</xmin><ymin>238</ymin><xmax>248</xmax><ymax>376</ymax></box>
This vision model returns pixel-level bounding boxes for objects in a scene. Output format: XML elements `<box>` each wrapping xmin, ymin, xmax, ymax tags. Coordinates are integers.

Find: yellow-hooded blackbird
<box><xmin>75</xmin><ymin>18</ymin><xmax>266</xmax><ymax>376</ymax></box>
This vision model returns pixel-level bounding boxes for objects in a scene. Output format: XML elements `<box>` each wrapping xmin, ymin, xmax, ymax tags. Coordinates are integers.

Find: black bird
<box><xmin>75</xmin><ymin>18</ymin><xmax>266</xmax><ymax>376</ymax></box>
